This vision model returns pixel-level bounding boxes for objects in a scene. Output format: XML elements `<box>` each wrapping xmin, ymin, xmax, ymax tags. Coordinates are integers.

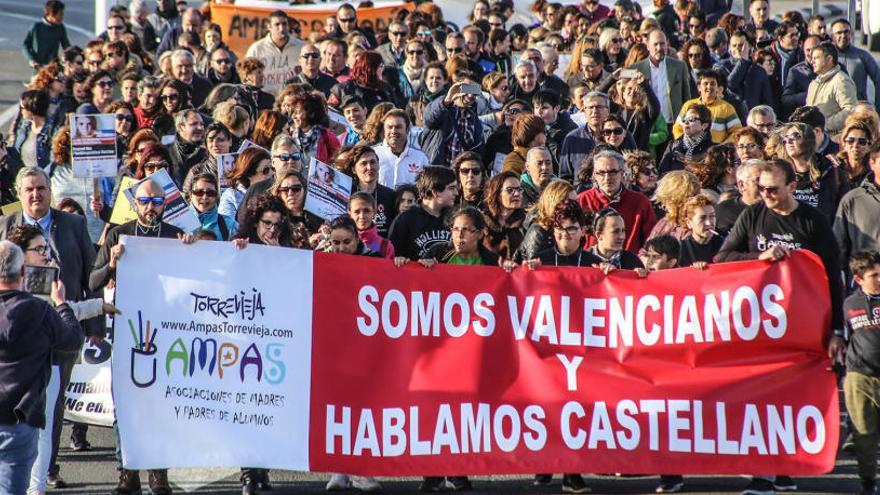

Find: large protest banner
<box><xmin>114</xmin><ymin>237</ymin><xmax>838</xmax><ymax>474</ymax></box>
<box><xmin>211</xmin><ymin>0</ymin><xmax>413</xmax><ymax>57</ymax></box>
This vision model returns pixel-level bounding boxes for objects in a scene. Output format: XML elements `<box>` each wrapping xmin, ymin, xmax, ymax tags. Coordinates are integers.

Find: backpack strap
<box><xmin>218</xmin><ymin>215</ymin><xmax>230</xmax><ymax>241</ymax></box>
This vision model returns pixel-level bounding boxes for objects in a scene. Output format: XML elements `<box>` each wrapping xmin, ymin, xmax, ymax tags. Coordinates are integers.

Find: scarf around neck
<box><xmin>682</xmin><ymin>131</ymin><xmax>707</xmax><ymax>162</ymax></box>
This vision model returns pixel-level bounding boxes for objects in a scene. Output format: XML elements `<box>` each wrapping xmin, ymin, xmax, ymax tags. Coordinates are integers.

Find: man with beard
<box><xmin>90</xmin><ymin>179</ymin><xmax>187</xmax><ymax>495</ymax></box>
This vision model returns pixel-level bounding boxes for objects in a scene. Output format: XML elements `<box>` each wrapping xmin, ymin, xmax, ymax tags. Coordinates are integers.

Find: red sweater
<box><xmin>578</xmin><ymin>187</ymin><xmax>658</xmax><ymax>254</ymax></box>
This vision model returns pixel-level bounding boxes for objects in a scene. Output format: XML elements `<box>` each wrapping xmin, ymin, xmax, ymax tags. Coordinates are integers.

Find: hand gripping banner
<box><xmin>114</xmin><ymin>237</ymin><xmax>838</xmax><ymax>474</ymax></box>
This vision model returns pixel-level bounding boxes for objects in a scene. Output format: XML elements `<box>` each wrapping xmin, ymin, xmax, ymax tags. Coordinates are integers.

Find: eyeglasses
<box><xmin>407</xmin><ymin>49</ymin><xmax>424</xmax><ymax>55</ymax></box>
<box><xmin>640</xmin><ymin>167</ymin><xmax>658</xmax><ymax>176</ymax></box>
<box><xmin>301</xmin><ymin>52</ymin><xmax>320</xmax><ymax>59</ymax></box>
<box><xmin>602</xmin><ymin>127</ymin><xmax>624</xmax><ymax>136</ymax></box>
<box><xmin>97</xmin><ymin>80</ymin><xmax>114</xmax><ymax>88</ymax></box>
<box><xmin>503</xmin><ymin>186</ymin><xmax>523</xmax><ymax>195</ymax></box>
<box><xmin>845</xmin><ymin>137</ymin><xmax>872</xmax><ymax>146</ymax></box>
<box><xmin>554</xmin><ymin>225</ymin><xmax>581</xmax><ymax>237</ymax></box>
<box><xmin>682</xmin><ymin>117</ymin><xmax>702</xmax><ymax>124</ymax></box>
<box><xmin>259</xmin><ymin>218</ymin><xmax>281</xmax><ymax>229</ymax></box>
<box><xmin>418</xmin><ymin>30</ymin><xmax>432</xmax><ymax>36</ymax></box>
<box><xmin>586</xmin><ymin>104</ymin><xmax>608</xmax><ymax>111</ymax></box>
<box><xmin>115</xmin><ymin>114</ymin><xmax>134</xmax><ymax>122</ymax></box>
<box><xmin>611</xmin><ymin>37</ymin><xmax>623</xmax><ymax>43</ymax></box>
<box><xmin>161</xmin><ymin>93</ymin><xmax>180</xmax><ymax>101</ymax></box>
<box><xmin>736</xmin><ymin>142</ymin><xmax>758</xmax><ymax>151</ymax></box>
<box><xmin>390</xmin><ymin>31</ymin><xmax>409</xmax><ymax>37</ymax></box>
<box><xmin>135</xmin><ymin>196</ymin><xmax>165</xmax><ymax>205</ymax></box>
<box><xmin>594</xmin><ymin>169</ymin><xmax>621</xmax><ymax>177</ymax></box>
<box><xmin>338</xmin><ymin>17</ymin><xmax>356</xmax><ymax>23</ymax></box>
<box><xmin>757</xmin><ymin>184</ymin><xmax>781</xmax><ymax>195</ymax></box>
<box><xmin>782</xmin><ymin>133</ymin><xmax>803</xmax><ymax>144</ymax></box>
<box><xmin>447</xmin><ymin>47</ymin><xmax>463</xmax><ymax>54</ymax></box>
<box><xmin>26</xmin><ymin>245</ymin><xmax>50</xmax><ymax>255</ymax></box>
<box><xmin>274</xmin><ymin>152</ymin><xmax>301</xmax><ymax>161</ymax></box>
<box><xmin>278</xmin><ymin>184</ymin><xmax>304</xmax><ymax>194</ymax></box>
<box><xmin>504</xmin><ymin>107</ymin><xmax>522</xmax><ymax>116</ymax></box>
<box><xmin>213</xmin><ymin>58</ymin><xmax>232</xmax><ymax>64</ymax></box>
<box><xmin>459</xmin><ymin>167</ymin><xmax>482</xmax><ymax>176</ymax></box>
<box><xmin>191</xmin><ymin>189</ymin><xmax>218</xmax><ymax>198</ymax></box>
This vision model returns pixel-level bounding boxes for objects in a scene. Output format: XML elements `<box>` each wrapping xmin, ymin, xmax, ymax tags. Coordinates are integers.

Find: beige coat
<box><xmin>245</xmin><ymin>34</ymin><xmax>305</xmax><ymax>95</ymax></box>
<box><xmin>806</xmin><ymin>66</ymin><xmax>857</xmax><ymax>134</ymax></box>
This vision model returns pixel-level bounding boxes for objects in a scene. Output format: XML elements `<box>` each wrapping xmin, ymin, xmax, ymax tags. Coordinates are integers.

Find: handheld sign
<box><xmin>70</xmin><ymin>114</ymin><xmax>118</xmax><ymax>178</ymax></box>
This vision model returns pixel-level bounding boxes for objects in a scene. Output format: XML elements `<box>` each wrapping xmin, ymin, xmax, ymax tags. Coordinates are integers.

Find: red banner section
<box><xmin>310</xmin><ymin>251</ymin><xmax>838</xmax><ymax>476</ymax></box>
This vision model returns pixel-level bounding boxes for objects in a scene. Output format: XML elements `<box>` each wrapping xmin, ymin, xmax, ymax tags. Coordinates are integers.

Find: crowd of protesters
<box><xmin>2</xmin><ymin>0</ymin><xmax>880</xmax><ymax>494</ymax></box>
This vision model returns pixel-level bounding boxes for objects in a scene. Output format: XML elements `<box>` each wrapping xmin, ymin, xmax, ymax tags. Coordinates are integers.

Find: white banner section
<box><xmin>113</xmin><ymin>236</ymin><xmax>313</xmax><ymax>470</ymax></box>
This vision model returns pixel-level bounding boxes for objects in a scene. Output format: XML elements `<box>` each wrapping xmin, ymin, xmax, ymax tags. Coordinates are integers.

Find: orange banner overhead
<box><xmin>211</xmin><ymin>2</ymin><xmax>414</xmax><ymax>57</ymax></box>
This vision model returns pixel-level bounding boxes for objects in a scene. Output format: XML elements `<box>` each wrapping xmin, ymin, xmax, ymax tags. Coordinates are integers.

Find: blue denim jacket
<box><xmin>13</xmin><ymin>117</ymin><xmax>55</xmax><ymax>169</ymax></box>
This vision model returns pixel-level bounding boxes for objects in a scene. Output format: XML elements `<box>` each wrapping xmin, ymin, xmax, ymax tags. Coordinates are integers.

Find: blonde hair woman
<box><xmin>516</xmin><ymin>180</ymin><xmax>579</xmax><ymax>260</ymax></box>
<box><xmin>647</xmin><ymin>170</ymin><xmax>700</xmax><ymax>241</ymax></box>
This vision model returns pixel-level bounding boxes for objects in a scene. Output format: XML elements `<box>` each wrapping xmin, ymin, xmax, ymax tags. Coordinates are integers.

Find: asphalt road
<box><xmin>52</xmin><ymin>422</ymin><xmax>863</xmax><ymax>494</ymax></box>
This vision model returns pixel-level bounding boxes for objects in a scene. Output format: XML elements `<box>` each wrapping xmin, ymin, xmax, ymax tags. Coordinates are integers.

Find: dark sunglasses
<box><xmin>136</xmin><ymin>196</ymin><xmax>165</xmax><ymax>205</ymax></box>
<box><xmin>97</xmin><ymin>80</ymin><xmax>114</xmax><ymax>88</ymax></box>
<box><xmin>459</xmin><ymin>167</ymin><xmax>482</xmax><ymax>176</ymax></box>
<box><xmin>213</xmin><ymin>58</ymin><xmax>232</xmax><ymax>64</ymax></box>
<box><xmin>602</xmin><ymin>127</ymin><xmax>625</xmax><ymax>136</ymax></box>
<box><xmin>408</xmin><ymin>49</ymin><xmax>424</xmax><ymax>55</ymax></box>
<box><xmin>274</xmin><ymin>152</ymin><xmax>302</xmax><ymax>162</ymax></box>
<box><xmin>757</xmin><ymin>184</ymin><xmax>781</xmax><ymax>195</ymax></box>
<box><xmin>447</xmin><ymin>47</ymin><xmax>463</xmax><ymax>54</ymax></box>
<box><xmin>278</xmin><ymin>184</ymin><xmax>304</xmax><ymax>194</ymax></box>
<box><xmin>845</xmin><ymin>137</ymin><xmax>871</xmax><ymax>146</ymax></box>
<box><xmin>115</xmin><ymin>114</ymin><xmax>134</xmax><ymax>122</ymax></box>
<box><xmin>161</xmin><ymin>94</ymin><xmax>180</xmax><ymax>101</ymax></box>
<box><xmin>301</xmin><ymin>52</ymin><xmax>320</xmax><ymax>59</ymax></box>
<box><xmin>191</xmin><ymin>189</ymin><xmax>218</xmax><ymax>198</ymax></box>
<box><xmin>144</xmin><ymin>161</ymin><xmax>167</xmax><ymax>170</ymax></box>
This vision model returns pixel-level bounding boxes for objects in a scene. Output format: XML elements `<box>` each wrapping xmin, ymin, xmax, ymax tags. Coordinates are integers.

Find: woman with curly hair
<box><xmin>329</xmin><ymin>51</ymin><xmax>395</xmax><ymax>113</ymax></box>
<box><xmin>687</xmin><ymin>143</ymin><xmax>737</xmax><ymax>201</ymax></box>
<box><xmin>679</xmin><ymin>38</ymin><xmax>712</xmax><ymax>95</ymax></box>
<box><xmin>626</xmin><ymin>150</ymin><xmax>660</xmax><ymax>197</ymax></box>
<box><xmin>290</xmin><ymin>91</ymin><xmax>340</xmax><ymax>169</ymax></box>
<box><xmin>482</xmin><ymin>170</ymin><xmax>526</xmax><ymax>259</ymax></box>
<box><xmin>232</xmin><ymin>194</ymin><xmax>299</xmax><ymax>248</ymax></box>
<box><xmin>622</xmin><ymin>42</ymin><xmax>649</xmax><ymax>71</ymax></box>
<box><xmin>76</xmin><ymin>70</ymin><xmax>115</xmax><ymax>114</ymax></box>
<box><xmin>647</xmin><ymin>169</ymin><xmax>700</xmax><ymax>241</ymax></box>
<box><xmin>26</xmin><ymin>61</ymin><xmax>74</xmax><ymax>128</ymax></box>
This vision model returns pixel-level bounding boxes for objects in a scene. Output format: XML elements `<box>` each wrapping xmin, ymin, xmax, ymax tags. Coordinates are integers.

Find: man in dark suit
<box><xmin>0</xmin><ymin>166</ymin><xmax>101</xmax><ymax>488</ymax></box>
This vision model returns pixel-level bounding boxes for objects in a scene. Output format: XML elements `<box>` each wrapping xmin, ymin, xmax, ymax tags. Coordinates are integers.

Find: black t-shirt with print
<box><xmin>716</xmin><ymin>201</ymin><xmax>843</xmax><ymax>330</ymax></box>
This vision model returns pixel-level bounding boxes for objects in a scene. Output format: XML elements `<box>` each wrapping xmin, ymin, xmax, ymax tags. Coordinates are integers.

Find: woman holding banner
<box><xmin>270</xmin><ymin>169</ymin><xmax>321</xmax><ymax>239</ymax></box>
<box><xmin>189</xmin><ymin>172</ymin><xmax>238</xmax><ymax>241</ymax></box>
<box><xmin>482</xmin><ymin>170</ymin><xmax>527</xmax><ymax>260</ymax></box>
